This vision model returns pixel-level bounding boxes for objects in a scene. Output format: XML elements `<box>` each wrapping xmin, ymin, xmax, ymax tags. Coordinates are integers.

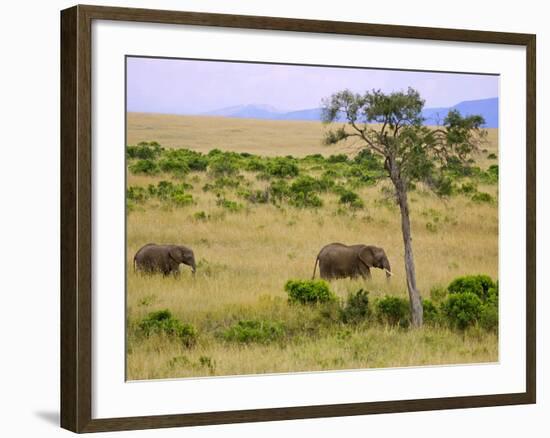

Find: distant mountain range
<box><xmin>202</xmin><ymin>97</ymin><xmax>498</xmax><ymax>128</ymax></box>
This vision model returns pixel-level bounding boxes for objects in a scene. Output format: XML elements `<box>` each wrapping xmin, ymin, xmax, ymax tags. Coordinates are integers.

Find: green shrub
<box><xmin>487</xmin><ymin>153</ymin><xmax>497</xmax><ymax>159</ymax></box>
<box><xmin>126</xmin><ymin>186</ymin><xmax>149</xmax><ymax>203</ymax></box>
<box><xmin>458</xmin><ymin>182</ymin><xmax>477</xmax><ymax>194</ymax></box>
<box><xmin>244</xmin><ymin>157</ymin><xmax>267</xmax><ymax>172</ymax></box>
<box><xmin>285</xmin><ymin>279</ymin><xmax>336</xmax><ymax>305</ymax></box>
<box><xmin>171</xmin><ymin>192</ymin><xmax>194</xmax><ymax>206</ymax></box>
<box><xmin>159</xmin><ymin>149</ymin><xmax>208</xmax><ymax>174</ymax></box>
<box><xmin>264</xmin><ymin>157</ymin><xmax>299</xmax><ymax>178</ymax></box>
<box><xmin>202</xmin><ymin>176</ymin><xmax>244</xmax><ymax>192</ymax></box>
<box><xmin>433</xmin><ymin>175</ymin><xmax>455</xmax><ymax>197</ymax></box>
<box><xmin>222</xmin><ymin>320</ymin><xmax>285</xmax><ymax>344</ymax></box>
<box><xmin>442</xmin><ymin>292</ymin><xmax>483</xmax><ymax>330</ymax></box>
<box><xmin>138</xmin><ymin>310</ymin><xmax>197</xmax><ymax>347</ymax></box>
<box><xmin>268</xmin><ymin>179</ymin><xmax>289</xmax><ymax>201</ymax></box>
<box><xmin>448</xmin><ymin>275</ymin><xmax>496</xmax><ymax>301</ymax></box>
<box><xmin>480</xmin><ymin>282</ymin><xmax>499</xmax><ymax>331</ymax></box>
<box><xmin>216</xmin><ymin>197</ymin><xmax>243</xmax><ymax>212</ymax></box>
<box><xmin>479</xmin><ymin>302</ymin><xmax>499</xmax><ymax>331</ymax></box>
<box><xmin>193</xmin><ymin>211</ymin><xmax>209</xmax><ymax>221</ymax></box>
<box><xmin>422</xmin><ymin>299</ymin><xmax>440</xmax><ymax>325</ymax></box>
<box><xmin>303</xmin><ymin>153</ymin><xmax>325</xmax><ymax>164</ymax></box>
<box><xmin>129</xmin><ymin>159</ymin><xmax>159</xmax><ymax>175</ymax></box>
<box><xmin>126</xmin><ymin>141</ymin><xmax>163</xmax><ymax>160</ymax></box>
<box><xmin>345</xmin><ymin>164</ymin><xmax>380</xmax><ymax>185</ymax></box>
<box><xmin>288</xmin><ymin>191</ymin><xmax>323</xmax><ymax>208</ymax></box>
<box><xmin>340</xmin><ymin>289</ymin><xmax>370</xmax><ymax>324</ymax></box>
<box><xmin>376</xmin><ymin>296</ymin><xmax>410</xmax><ymax>327</ymax></box>
<box><xmin>471</xmin><ymin>192</ymin><xmax>494</xmax><ymax>203</ymax></box>
<box><xmin>209</xmin><ymin>154</ymin><xmax>240</xmax><ymax>176</ymax></box>
<box><xmin>290</xmin><ymin>175</ymin><xmax>323</xmax><ymax>194</ymax></box>
<box><xmin>327</xmin><ymin>154</ymin><xmax>349</xmax><ymax>163</ymax></box>
<box><xmin>480</xmin><ymin>164</ymin><xmax>498</xmax><ymax>184</ymax></box>
<box><xmin>285</xmin><ymin>176</ymin><xmax>326</xmax><ymax>208</ymax></box>
<box><xmin>353</xmin><ymin>149</ymin><xmax>384</xmax><ymax>170</ymax></box>
<box><xmin>148</xmin><ymin>180</ymin><xmax>194</xmax><ymax>207</ymax></box>
<box><xmin>429</xmin><ymin>285</ymin><xmax>448</xmax><ymax>303</ymax></box>
<box><xmin>339</xmin><ymin>190</ymin><xmax>364</xmax><ymax>209</ymax></box>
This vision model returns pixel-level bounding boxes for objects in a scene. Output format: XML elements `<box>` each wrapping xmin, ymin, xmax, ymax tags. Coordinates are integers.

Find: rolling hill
<box><xmin>202</xmin><ymin>97</ymin><xmax>498</xmax><ymax>128</ymax></box>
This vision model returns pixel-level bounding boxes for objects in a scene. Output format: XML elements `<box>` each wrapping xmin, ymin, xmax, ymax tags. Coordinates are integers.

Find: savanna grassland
<box><xmin>126</xmin><ymin>113</ymin><xmax>499</xmax><ymax>380</ymax></box>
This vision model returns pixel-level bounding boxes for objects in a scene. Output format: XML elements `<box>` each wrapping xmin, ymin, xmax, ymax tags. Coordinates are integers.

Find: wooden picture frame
<box><xmin>60</xmin><ymin>4</ymin><xmax>536</xmax><ymax>433</ymax></box>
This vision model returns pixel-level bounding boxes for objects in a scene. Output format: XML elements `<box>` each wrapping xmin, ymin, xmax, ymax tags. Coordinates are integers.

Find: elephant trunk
<box><xmin>383</xmin><ymin>258</ymin><xmax>392</xmax><ymax>279</ymax></box>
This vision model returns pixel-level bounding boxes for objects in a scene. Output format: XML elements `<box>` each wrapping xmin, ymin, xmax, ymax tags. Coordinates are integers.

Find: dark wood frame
<box><xmin>61</xmin><ymin>4</ymin><xmax>536</xmax><ymax>433</ymax></box>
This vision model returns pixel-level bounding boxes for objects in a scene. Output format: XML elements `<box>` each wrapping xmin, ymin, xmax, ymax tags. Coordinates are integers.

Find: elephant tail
<box><xmin>311</xmin><ymin>256</ymin><xmax>319</xmax><ymax>280</ymax></box>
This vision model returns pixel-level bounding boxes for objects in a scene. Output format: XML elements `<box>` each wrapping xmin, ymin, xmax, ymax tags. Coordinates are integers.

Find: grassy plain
<box><xmin>126</xmin><ymin>113</ymin><xmax>499</xmax><ymax>380</ymax></box>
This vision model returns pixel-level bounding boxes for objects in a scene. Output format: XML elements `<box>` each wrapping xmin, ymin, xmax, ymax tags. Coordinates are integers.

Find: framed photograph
<box><xmin>60</xmin><ymin>4</ymin><xmax>536</xmax><ymax>433</ymax></box>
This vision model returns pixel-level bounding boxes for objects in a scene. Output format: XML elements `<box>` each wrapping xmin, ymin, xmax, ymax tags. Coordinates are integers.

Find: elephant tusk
<box><xmin>384</xmin><ymin>269</ymin><xmax>393</xmax><ymax>276</ymax></box>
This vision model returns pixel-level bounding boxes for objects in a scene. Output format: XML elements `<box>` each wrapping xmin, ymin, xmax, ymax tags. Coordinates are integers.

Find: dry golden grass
<box><xmin>126</xmin><ymin>115</ymin><xmax>499</xmax><ymax>380</ymax></box>
<box><xmin>127</xmin><ymin>112</ymin><xmax>499</xmax><ymax>161</ymax></box>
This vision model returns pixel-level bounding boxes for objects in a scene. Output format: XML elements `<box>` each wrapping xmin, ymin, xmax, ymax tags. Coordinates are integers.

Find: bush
<box><xmin>203</xmin><ymin>176</ymin><xmax>244</xmax><ymax>192</ymax></box>
<box><xmin>289</xmin><ymin>191</ymin><xmax>323</xmax><ymax>208</ymax></box>
<box><xmin>148</xmin><ymin>180</ymin><xmax>194</xmax><ymax>207</ymax></box>
<box><xmin>480</xmin><ymin>164</ymin><xmax>498</xmax><ymax>184</ymax></box>
<box><xmin>327</xmin><ymin>154</ymin><xmax>349</xmax><ymax>163</ymax></box>
<box><xmin>448</xmin><ymin>275</ymin><xmax>496</xmax><ymax>301</ymax></box>
<box><xmin>345</xmin><ymin>164</ymin><xmax>381</xmax><ymax>185</ymax></box>
<box><xmin>340</xmin><ymin>289</ymin><xmax>370</xmax><ymax>324</ymax></box>
<box><xmin>126</xmin><ymin>141</ymin><xmax>163</xmax><ymax>160</ymax></box>
<box><xmin>487</xmin><ymin>153</ymin><xmax>497</xmax><ymax>159</ymax></box>
<box><xmin>353</xmin><ymin>149</ymin><xmax>384</xmax><ymax>170</ymax></box>
<box><xmin>480</xmin><ymin>282</ymin><xmax>499</xmax><ymax>331</ymax></box>
<box><xmin>458</xmin><ymin>182</ymin><xmax>477</xmax><ymax>194</ymax></box>
<box><xmin>376</xmin><ymin>296</ymin><xmax>410</xmax><ymax>327</ymax></box>
<box><xmin>429</xmin><ymin>285</ymin><xmax>447</xmax><ymax>303</ymax></box>
<box><xmin>479</xmin><ymin>302</ymin><xmax>499</xmax><ymax>331</ymax></box>
<box><xmin>433</xmin><ymin>175</ymin><xmax>455</xmax><ymax>197</ymax></box>
<box><xmin>216</xmin><ymin>197</ymin><xmax>244</xmax><ymax>212</ymax></box>
<box><xmin>129</xmin><ymin>159</ymin><xmax>159</xmax><ymax>175</ymax></box>
<box><xmin>268</xmin><ymin>179</ymin><xmax>289</xmax><ymax>201</ymax></box>
<box><xmin>442</xmin><ymin>292</ymin><xmax>483</xmax><ymax>329</ymax></box>
<box><xmin>222</xmin><ymin>320</ymin><xmax>285</xmax><ymax>344</ymax></box>
<box><xmin>159</xmin><ymin>149</ymin><xmax>208</xmax><ymax>174</ymax></box>
<box><xmin>138</xmin><ymin>310</ymin><xmax>197</xmax><ymax>347</ymax></box>
<box><xmin>339</xmin><ymin>190</ymin><xmax>364</xmax><ymax>209</ymax></box>
<box><xmin>422</xmin><ymin>299</ymin><xmax>440</xmax><ymax>325</ymax></box>
<box><xmin>285</xmin><ymin>279</ymin><xmax>336</xmax><ymax>305</ymax></box>
<box><xmin>244</xmin><ymin>157</ymin><xmax>267</xmax><ymax>172</ymax></box>
<box><xmin>285</xmin><ymin>176</ymin><xmax>326</xmax><ymax>208</ymax></box>
<box><xmin>209</xmin><ymin>154</ymin><xmax>240</xmax><ymax>176</ymax></box>
<box><xmin>471</xmin><ymin>192</ymin><xmax>494</xmax><ymax>203</ymax></box>
<box><xmin>290</xmin><ymin>175</ymin><xmax>323</xmax><ymax>194</ymax></box>
<box><xmin>303</xmin><ymin>153</ymin><xmax>325</xmax><ymax>163</ymax></box>
<box><xmin>170</xmin><ymin>192</ymin><xmax>194</xmax><ymax>206</ymax></box>
<box><xmin>126</xmin><ymin>186</ymin><xmax>149</xmax><ymax>203</ymax></box>
<box><xmin>193</xmin><ymin>211</ymin><xmax>209</xmax><ymax>221</ymax></box>
<box><xmin>264</xmin><ymin>157</ymin><xmax>299</xmax><ymax>178</ymax></box>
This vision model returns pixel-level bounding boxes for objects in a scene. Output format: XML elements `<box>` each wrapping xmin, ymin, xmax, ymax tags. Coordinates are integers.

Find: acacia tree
<box><xmin>322</xmin><ymin>87</ymin><xmax>486</xmax><ymax>327</ymax></box>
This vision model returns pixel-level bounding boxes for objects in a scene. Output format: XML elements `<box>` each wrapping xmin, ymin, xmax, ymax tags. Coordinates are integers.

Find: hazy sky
<box><xmin>126</xmin><ymin>57</ymin><xmax>499</xmax><ymax>114</ymax></box>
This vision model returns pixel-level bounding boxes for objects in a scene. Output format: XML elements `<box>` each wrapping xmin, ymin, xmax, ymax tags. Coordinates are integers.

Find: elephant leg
<box><xmin>359</xmin><ymin>265</ymin><xmax>371</xmax><ymax>280</ymax></box>
<box><xmin>168</xmin><ymin>260</ymin><xmax>180</xmax><ymax>278</ymax></box>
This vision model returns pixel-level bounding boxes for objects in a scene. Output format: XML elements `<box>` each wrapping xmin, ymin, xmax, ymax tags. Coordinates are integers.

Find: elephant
<box><xmin>312</xmin><ymin>242</ymin><xmax>392</xmax><ymax>280</ymax></box>
<box><xmin>133</xmin><ymin>243</ymin><xmax>196</xmax><ymax>277</ymax></box>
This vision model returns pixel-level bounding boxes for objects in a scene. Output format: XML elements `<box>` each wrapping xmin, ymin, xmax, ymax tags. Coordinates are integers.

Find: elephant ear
<box><xmin>358</xmin><ymin>247</ymin><xmax>374</xmax><ymax>268</ymax></box>
<box><xmin>168</xmin><ymin>247</ymin><xmax>183</xmax><ymax>264</ymax></box>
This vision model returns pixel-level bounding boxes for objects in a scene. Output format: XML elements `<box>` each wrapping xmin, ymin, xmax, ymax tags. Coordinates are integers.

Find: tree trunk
<box><xmin>390</xmin><ymin>165</ymin><xmax>423</xmax><ymax>327</ymax></box>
